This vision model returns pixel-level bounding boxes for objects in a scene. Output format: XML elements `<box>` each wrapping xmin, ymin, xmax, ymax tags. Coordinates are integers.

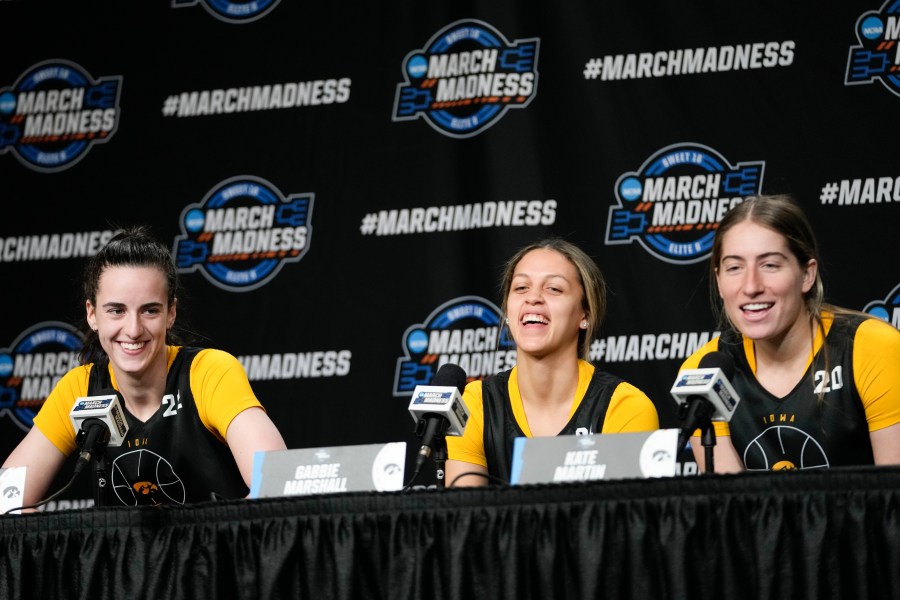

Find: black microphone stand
<box><xmin>412</xmin><ymin>416</ymin><xmax>449</xmax><ymax>489</ymax></box>
<box><xmin>74</xmin><ymin>419</ymin><xmax>111</xmax><ymax>507</ymax></box>
<box><xmin>699</xmin><ymin>419</ymin><xmax>716</xmax><ymax>475</ymax></box>
<box><xmin>432</xmin><ymin>434</ymin><xmax>448</xmax><ymax>489</ymax></box>
<box><xmin>677</xmin><ymin>399</ymin><xmax>717</xmax><ymax>474</ymax></box>
<box><xmin>94</xmin><ymin>454</ymin><xmax>109</xmax><ymax>507</ymax></box>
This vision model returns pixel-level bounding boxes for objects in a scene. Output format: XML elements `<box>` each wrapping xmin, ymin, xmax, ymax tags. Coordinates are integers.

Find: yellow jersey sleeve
<box><xmin>602</xmin><ymin>380</ymin><xmax>659</xmax><ymax>433</ymax></box>
<box><xmin>191</xmin><ymin>348</ymin><xmax>265</xmax><ymax>443</ymax></box>
<box><xmin>32</xmin><ymin>364</ymin><xmax>93</xmax><ymax>456</ymax></box>
<box><xmin>445</xmin><ymin>379</ymin><xmax>487</xmax><ymax>467</ymax></box>
<box><xmin>854</xmin><ymin>317</ymin><xmax>900</xmax><ymax>431</ymax></box>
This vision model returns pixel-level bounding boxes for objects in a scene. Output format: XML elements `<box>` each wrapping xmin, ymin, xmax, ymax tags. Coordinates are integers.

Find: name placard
<box><xmin>0</xmin><ymin>467</ymin><xmax>26</xmax><ymax>514</ymax></box>
<box><xmin>510</xmin><ymin>429</ymin><xmax>679</xmax><ymax>485</ymax></box>
<box><xmin>250</xmin><ymin>441</ymin><xmax>406</xmax><ymax>498</ymax></box>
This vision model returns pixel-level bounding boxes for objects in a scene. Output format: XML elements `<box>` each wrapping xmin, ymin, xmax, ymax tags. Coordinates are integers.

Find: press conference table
<box><xmin>2</xmin><ymin>466</ymin><xmax>899</xmax><ymax>600</ymax></box>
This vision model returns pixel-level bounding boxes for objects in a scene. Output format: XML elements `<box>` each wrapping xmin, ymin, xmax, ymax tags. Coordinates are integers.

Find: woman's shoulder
<box><xmin>825</xmin><ymin>307</ymin><xmax>900</xmax><ymax>343</ymax></box>
<box><xmin>180</xmin><ymin>346</ymin><xmax>237</xmax><ymax>359</ymax></box>
<box><xmin>463</xmin><ymin>377</ymin><xmax>484</xmax><ymax>396</ymax></box>
<box><xmin>854</xmin><ymin>314</ymin><xmax>900</xmax><ymax>347</ymax></box>
<box><xmin>179</xmin><ymin>346</ymin><xmax>244</xmax><ymax>373</ymax></box>
<box><xmin>608</xmin><ymin>380</ymin><xmax>660</xmax><ymax>430</ymax></box>
<box><xmin>611</xmin><ymin>379</ymin><xmax>653</xmax><ymax>402</ymax></box>
<box><xmin>679</xmin><ymin>336</ymin><xmax>723</xmax><ymax>369</ymax></box>
<box><xmin>54</xmin><ymin>362</ymin><xmax>93</xmax><ymax>391</ymax></box>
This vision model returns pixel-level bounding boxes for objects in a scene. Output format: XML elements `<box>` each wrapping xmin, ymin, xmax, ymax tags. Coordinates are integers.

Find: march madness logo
<box><xmin>846</xmin><ymin>1</ymin><xmax>900</xmax><ymax>97</ymax></box>
<box><xmin>864</xmin><ymin>283</ymin><xmax>900</xmax><ymax>328</ymax></box>
<box><xmin>0</xmin><ymin>60</ymin><xmax>122</xmax><ymax>172</ymax></box>
<box><xmin>393</xmin><ymin>19</ymin><xmax>539</xmax><ymax>138</ymax></box>
<box><xmin>171</xmin><ymin>0</ymin><xmax>280</xmax><ymax>23</ymax></box>
<box><xmin>173</xmin><ymin>175</ymin><xmax>314</xmax><ymax>292</ymax></box>
<box><xmin>0</xmin><ymin>322</ymin><xmax>85</xmax><ymax>431</ymax></box>
<box><xmin>605</xmin><ymin>142</ymin><xmax>764</xmax><ymax>264</ymax></box>
<box><xmin>393</xmin><ymin>296</ymin><xmax>516</xmax><ymax>396</ymax></box>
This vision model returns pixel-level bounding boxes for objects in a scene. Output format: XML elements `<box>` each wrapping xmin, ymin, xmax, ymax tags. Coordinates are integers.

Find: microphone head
<box><xmin>407</xmin><ymin>363</ymin><xmax>470</xmax><ymax>436</ymax></box>
<box><xmin>698</xmin><ymin>351</ymin><xmax>736</xmax><ymax>380</ymax></box>
<box><xmin>69</xmin><ymin>390</ymin><xmax>129</xmax><ymax>447</ymax></box>
<box><xmin>429</xmin><ymin>363</ymin><xmax>467</xmax><ymax>394</ymax></box>
<box><xmin>670</xmin><ymin>353</ymin><xmax>740</xmax><ymax>422</ymax></box>
<box><xmin>75</xmin><ymin>417</ymin><xmax>112</xmax><ymax>452</ymax></box>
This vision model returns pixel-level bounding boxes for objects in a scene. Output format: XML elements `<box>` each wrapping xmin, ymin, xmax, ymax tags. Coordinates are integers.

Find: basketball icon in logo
<box><xmin>743</xmin><ymin>426</ymin><xmax>829</xmax><ymax>471</ymax></box>
<box><xmin>111</xmin><ymin>449</ymin><xmax>186</xmax><ymax>506</ymax></box>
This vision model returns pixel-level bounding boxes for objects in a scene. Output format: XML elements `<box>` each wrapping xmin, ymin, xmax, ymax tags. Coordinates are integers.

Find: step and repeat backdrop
<box><xmin>1</xmin><ymin>1</ymin><xmax>898</xmax><ymax>506</ymax></box>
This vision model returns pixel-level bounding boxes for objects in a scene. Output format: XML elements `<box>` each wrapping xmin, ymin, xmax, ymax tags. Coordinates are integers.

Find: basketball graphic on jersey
<box><xmin>743</xmin><ymin>425</ymin><xmax>829</xmax><ymax>471</ymax></box>
<box><xmin>111</xmin><ymin>449</ymin><xmax>186</xmax><ymax>506</ymax></box>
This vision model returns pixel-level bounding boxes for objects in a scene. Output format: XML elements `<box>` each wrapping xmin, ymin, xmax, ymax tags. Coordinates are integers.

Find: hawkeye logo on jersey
<box><xmin>605</xmin><ymin>142</ymin><xmax>764</xmax><ymax>264</ymax></box>
<box><xmin>393</xmin><ymin>295</ymin><xmax>516</xmax><ymax>396</ymax></box>
<box><xmin>0</xmin><ymin>321</ymin><xmax>84</xmax><ymax>432</ymax></box>
<box><xmin>173</xmin><ymin>175</ymin><xmax>314</xmax><ymax>292</ymax></box>
<box><xmin>393</xmin><ymin>19</ymin><xmax>539</xmax><ymax>138</ymax></box>
<box><xmin>170</xmin><ymin>0</ymin><xmax>280</xmax><ymax>24</ymax></box>
<box><xmin>845</xmin><ymin>1</ymin><xmax>900</xmax><ymax>97</ymax></box>
<box><xmin>0</xmin><ymin>60</ymin><xmax>122</xmax><ymax>172</ymax></box>
<box><xmin>864</xmin><ymin>283</ymin><xmax>900</xmax><ymax>329</ymax></box>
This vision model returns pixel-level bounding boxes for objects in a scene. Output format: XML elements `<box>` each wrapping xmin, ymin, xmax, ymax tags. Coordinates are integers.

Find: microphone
<box><xmin>671</xmin><ymin>352</ymin><xmax>740</xmax><ymax>451</ymax></box>
<box><xmin>408</xmin><ymin>363</ymin><xmax>469</xmax><ymax>475</ymax></box>
<box><xmin>69</xmin><ymin>391</ymin><xmax>129</xmax><ymax>475</ymax></box>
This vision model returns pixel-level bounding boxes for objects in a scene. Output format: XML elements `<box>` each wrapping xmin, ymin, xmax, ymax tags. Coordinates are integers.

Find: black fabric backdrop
<box><xmin>1</xmin><ymin>1</ymin><xmax>898</xmax><ymax>504</ymax></box>
<box><xmin>3</xmin><ymin>466</ymin><xmax>900</xmax><ymax>600</ymax></box>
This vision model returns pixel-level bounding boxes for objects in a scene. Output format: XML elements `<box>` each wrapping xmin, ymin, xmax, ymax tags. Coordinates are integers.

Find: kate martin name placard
<box><xmin>510</xmin><ymin>429</ymin><xmax>678</xmax><ymax>485</ymax></box>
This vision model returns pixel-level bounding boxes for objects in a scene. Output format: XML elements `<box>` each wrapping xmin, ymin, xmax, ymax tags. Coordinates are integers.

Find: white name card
<box><xmin>510</xmin><ymin>429</ymin><xmax>679</xmax><ymax>484</ymax></box>
<box><xmin>0</xmin><ymin>467</ymin><xmax>27</xmax><ymax>514</ymax></box>
<box><xmin>250</xmin><ymin>441</ymin><xmax>406</xmax><ymax>498</ymax></box>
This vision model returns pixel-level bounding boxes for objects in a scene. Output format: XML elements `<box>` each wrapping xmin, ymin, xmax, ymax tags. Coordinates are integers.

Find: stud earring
<box><xmin>580</xmin><ymin>320</ymin><xmax>588</xmax><ymax>329</ymax></box>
